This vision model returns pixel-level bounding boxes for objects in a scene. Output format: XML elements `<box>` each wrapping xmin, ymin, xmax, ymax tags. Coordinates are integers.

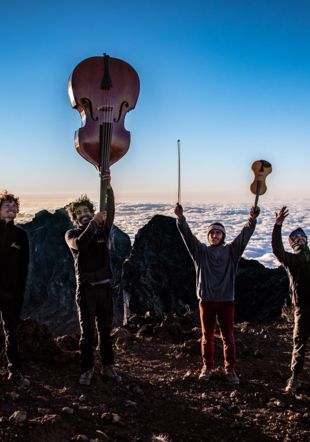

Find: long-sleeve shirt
<box><xmin>272</xmin><ymin>223</ymin><xmax>310</xmax><ymax>307</ymax></box>
<box><xmin>177</xmin><ymin>217</ymin><xmax>256</xmax><ymax>302</ymax></box>
<box><xmin>0</xmin><ymin>220</ymin><xmax>29</xmax><ymax>315</ymax></box>
<box><xmin>65</xmin><ymin>188</ymin><xmax>115</xmax><ymax>288</ymax></box>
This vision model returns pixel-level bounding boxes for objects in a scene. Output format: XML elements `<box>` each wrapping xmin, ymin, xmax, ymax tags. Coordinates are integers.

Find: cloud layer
<box><xmin>18</xmin><ymin>201</ymin><xmax>310</xmax><ymax>269</ymax></box>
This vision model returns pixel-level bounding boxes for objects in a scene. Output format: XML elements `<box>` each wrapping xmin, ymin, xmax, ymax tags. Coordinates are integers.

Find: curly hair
<box><xmin>66</xmin><ymin>194</ymin><xmax>95</xmax><ymax>223</ymax></box>
<box><xmin>0</xmin><ymin>190</ymin><xmax>20</xmax><ymax>212</ymax></box>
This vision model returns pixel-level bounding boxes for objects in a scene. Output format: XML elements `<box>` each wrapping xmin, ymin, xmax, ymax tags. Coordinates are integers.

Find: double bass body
<box><xmin>68</xmin><ymin>54</ymin><xmax>140</xmax><ymax>169</ymax></box>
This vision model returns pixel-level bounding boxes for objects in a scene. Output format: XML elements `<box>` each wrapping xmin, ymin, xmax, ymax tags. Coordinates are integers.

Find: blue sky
<box><xmin>1</xmin><ymin>0</ymin><xmax>310</xmax><ymax>204</ymax></box>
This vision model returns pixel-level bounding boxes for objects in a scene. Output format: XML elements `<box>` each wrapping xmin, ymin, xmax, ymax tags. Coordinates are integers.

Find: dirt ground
<box><xmin>0</xmin><ymin>313</ymin><xmax>309</xmax><ymax>442</ymax></box>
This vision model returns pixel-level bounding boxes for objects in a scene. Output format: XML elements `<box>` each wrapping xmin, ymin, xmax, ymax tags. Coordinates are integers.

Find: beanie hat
<box><xmin>207</xmin><ymin>222</ymin><xmax>226</xmax><ymax>239</ymax></box>
<box><xmin>289</xmin><ymin>227</ymin><xmax>307</xmax><ymax>245</ymax></box>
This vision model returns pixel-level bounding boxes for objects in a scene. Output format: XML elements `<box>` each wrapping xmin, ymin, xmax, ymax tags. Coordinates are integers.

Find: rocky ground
<box><xmin>0</xmin><ymin>312</ymin><xmax>309</xmax><ymax>442</ymax></box>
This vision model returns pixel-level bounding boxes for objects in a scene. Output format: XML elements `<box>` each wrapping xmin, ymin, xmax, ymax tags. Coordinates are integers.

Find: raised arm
<box><xmin>230</xmin><ymin>206</ymin><xmax>260</xmax><ymax>262</ymax></box>
<box><xmin>175</xmin><ymin>203</ymin><xmax>203</xmax><ymax>260</ymax></box>
<box><xmin>105</xmin><ymin>186</ymin><xmax>115</xmax><ymax>231</ymax></box>
<box><xmin>272</xmin><ymin>206</ymin><xmax>290</xmax><ymax>265</ymax></box>
<box><xmin>98</xmin><ymin>172</ymin><xmax>114</xmax><ymax>232</ymax></box>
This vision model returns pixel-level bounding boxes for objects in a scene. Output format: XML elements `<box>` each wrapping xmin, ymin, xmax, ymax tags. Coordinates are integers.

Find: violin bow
<box><xmin>177</xmin><ymin>139</ymin><xmax>181</xmax><ymax>205</ymax></box>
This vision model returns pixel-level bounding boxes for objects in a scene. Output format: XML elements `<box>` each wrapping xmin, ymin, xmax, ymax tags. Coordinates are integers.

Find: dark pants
<box><xmin>291</xmin><ymin>305</ymin><xmax>310</xmax><ymax>375</ymax></box>
<box><xmin>77</xmin><ymin>284</ymin><xmax>114</xmax><ymax>373</ymax></box>
<box><xmin>0</xmin><ymin>291</ymin><xmax>21</xmax><ymax>373</ymax></box>
<box><xmin>199</xmin><ymin>300</ymin><xmax>236</xmax><ymax>372</ymax></box>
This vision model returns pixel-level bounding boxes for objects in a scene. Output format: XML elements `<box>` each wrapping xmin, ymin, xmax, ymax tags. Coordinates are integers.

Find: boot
<box><xmin>285</xmin><ymin>373</ymin><xmax>301</xmax><ymax>394</ymax></box>
<box><xmin>79</xmin><ymin>367</ymin><xmax>94</xmax><ymax>386</ymax></box>
<box><xmin>198</xmin><ymin>366</ymin><xmax>213</xmax><ymax>381</ymax></box>
<box><xmin>225</xmin><ymin>369</ymin><xmax>240</xmax><ymax>385</ymax></box>
<box><xmin>8</xmin><ymin>370</ymin><xmax>30</xmax><ymax>387</ymax></box>
<box><xmin>100</xmin><ymin>365</ymin><xmax>122</xmax><ymax>382</ymax></box>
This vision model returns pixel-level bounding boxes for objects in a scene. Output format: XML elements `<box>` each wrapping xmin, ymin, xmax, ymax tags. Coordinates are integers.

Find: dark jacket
<box><xmin>272</xmin><ymin>224</ymin><xmax>310</xmax><ymax>307</ymax></box>
<box><xmin>0</xmin><ymin>220</ymin><xmax>29</xmax><ymax>315</ymax></box>
<box><xmin>65</xmin><ymin>188</ymin><xmax>115</xmax><ymax>290</ymax></box>
<box><xmin>177</xmin><ymin>216</ymin><xmax>256</xmax><ymax>302</ymax></box>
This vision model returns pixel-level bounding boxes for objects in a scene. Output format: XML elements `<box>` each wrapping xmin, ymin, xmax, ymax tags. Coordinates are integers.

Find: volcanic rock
<box><xmin>21</xmin><ymin>209</ymin><xmax>131</xmax><ymax>334</ymax></box>
<box><xmin>121</xmin><ymin>215</ymin><xmax>196</xmax><ymax>317</ymax></box>
<box><xmin>17</xmin><ymin>211</ymin><xmax>290</xmax><ymax>336</ymax></box>
<box><xmin>121</xmin><ymin>214</ymin><xmax>289</xmax><ymax>322</ymax></box>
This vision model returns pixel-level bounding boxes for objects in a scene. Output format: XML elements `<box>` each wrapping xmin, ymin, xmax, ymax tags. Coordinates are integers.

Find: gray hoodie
<box><xmin>177</xmin><ymin>216</ymin><xmax>256</xmax><ymax>302</ymax></box>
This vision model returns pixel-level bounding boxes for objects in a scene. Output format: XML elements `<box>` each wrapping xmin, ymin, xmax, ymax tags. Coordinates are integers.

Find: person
<box><xmin>0</xmin><ymin>190</ymin><xmax>29</xmax><ymax>386</ymax></box>
<box><xmin>65</xmin><ymin>175</ymin><xmax>120</xmax><ymax>386</ymax></box>
<box><xmin>175</xmin><ymin>203</ymin><xmax>260</xmax><ymax>384</ymax></box>
<box><xmin>272</xmin><ymin>206</ymin><xmax>310</xmax><ymax>394</ymax></box>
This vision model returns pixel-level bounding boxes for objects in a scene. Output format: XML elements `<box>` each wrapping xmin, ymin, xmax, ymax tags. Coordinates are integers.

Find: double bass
<box><xmin>68</xmin><ymin>53</ymin><xmax>140</xmax><ymax>209</ymax></box>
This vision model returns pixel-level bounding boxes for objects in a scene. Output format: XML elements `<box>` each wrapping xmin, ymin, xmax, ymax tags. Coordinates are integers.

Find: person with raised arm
<box><xmin>175</xmin><ymin>203</ymin><xmax>259</xmax><ymax>384</ymax></box>
<box><xmin>272</xmin><ymin>206</ymin><xmax>310</xmax><ymax>394</ymax></box>
<box><xmin>65</xmin><ymin>174</ymin><xmax>121</xmax><ymax>386</ymax></box>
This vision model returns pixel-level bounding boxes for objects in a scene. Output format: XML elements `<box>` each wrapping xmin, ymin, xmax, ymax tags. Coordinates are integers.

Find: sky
<box><xmin>1</xmin><ymin>0</ymin><xmax>310</xmax><ymax>205</ymax></box>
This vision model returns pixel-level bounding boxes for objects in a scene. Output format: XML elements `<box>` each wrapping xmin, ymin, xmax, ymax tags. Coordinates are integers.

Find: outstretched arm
<box><xmin>92</xmin><ymin>189</ymin><xmax>115</xmax><ymax>233</ymax></box>
<box><xmin>175</xmin><ymin>203</ymin><xmax>202</xmax><ymax>260</ymax></box>
<box><xmin>94</xmin><ymin>171</ymin><xmax>115</xmax><ymax>231</ymax></box>
<box><xmin>105</xmin><ymin>178</ymin><xmax>115</xmax><ymax>232</ymax></box>
<box><xmin>272</xmin><ymin>206</ymin><xmax>289</xmax><ymax>265</ymax></box>
<box><xmin>230</xmin><ymin>206</ymin><xmax>260</xmax><ymax>261</ymax></box>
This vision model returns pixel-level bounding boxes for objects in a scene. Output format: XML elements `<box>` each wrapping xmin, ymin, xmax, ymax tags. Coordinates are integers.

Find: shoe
<box><xmin>226</xmin><ymin>369</ymin><xmax>240</xmax><ymax>385</ymax></box>
<box><xmin>285</xmin><ymin>374</ymin><xmax>301</xmax><ymax>394</ymax></box>
<box><xmin>100</xmin><ymin>365</ymin><xmax>122</xmax><ymax>382</ymax></box>
<box><xmin>198</xmin><ymin>366</ymin><xmax>213</xmax><ymax>381</ymax></box>
<box><xmin>79</xmin><ymin>367</ymin><xmax>94</xmax><ymax>386</ymax></box>
<box><xmin>8</xmin><ymin>370</ymin><xmax>30</xmax><ymax>387</ymax></box>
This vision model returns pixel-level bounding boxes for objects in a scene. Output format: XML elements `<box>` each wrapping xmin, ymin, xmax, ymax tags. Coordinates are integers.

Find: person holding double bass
<box><xmin>66</xmin><ymin>53</ymin><xmax>140</xmax><ymax>386</ymax></box>
<box><xmin>175</xmin><ymin>203</ymin><xmax>260</xmax><ymax>384</ymax></box>
<box><xmin>65</xmin><ymin>174</ymin><xmax>121</xmax><ymax>386</ymax></box>
<box><xmin>272</xmin><ymin>206</ymin><xmax>310</xmax><ymax>394</ymax></box>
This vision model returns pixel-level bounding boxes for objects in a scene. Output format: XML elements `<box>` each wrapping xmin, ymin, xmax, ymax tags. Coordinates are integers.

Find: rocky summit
<box><xmin>21</xmin><ymin>211</ymin><xmax>289</xmax><ymax>335</ymax></box>
<box><xmin>0</xmin><ymin>313</ymin><xmax>309</xmax><ymax>441</ymax></box>
<box><xmin>0</xmin><ymin>211</ymin><xmax>309</xmax><ymax>441</ymax></box>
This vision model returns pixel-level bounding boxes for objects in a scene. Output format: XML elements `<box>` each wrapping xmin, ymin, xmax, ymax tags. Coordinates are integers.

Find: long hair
<box><xmin>66</xmin><ymin>194</ymin><xmax>95</xmax><ymax>224</ymax></box>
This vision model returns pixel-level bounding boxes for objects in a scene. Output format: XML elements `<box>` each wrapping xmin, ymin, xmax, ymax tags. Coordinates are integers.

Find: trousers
<box><xmin>77</xmin><ymin>283</ymin><xmax>114</xmax><ymax>373</ymax></box>
<box><xmin>199</xmin><ymin>300</ymin><xmax>236</xmax><ymax>371</ymax></box>
<box><xmin>291</xmin><ymin>305</ymin><xmax>310</xmax><ymax>375</ymax></box>
<box><xmin>0</xmin><ymin>290</ymin><xmax>21</xmax><ymax>373</ymax></box>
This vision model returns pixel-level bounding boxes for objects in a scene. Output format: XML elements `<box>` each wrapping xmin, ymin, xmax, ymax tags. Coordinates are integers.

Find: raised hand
<box><xmin>174</xmin><ymin>203</ymin><xmax>184</xmax><ymax>219</ymax></box>
<box><xmin>250</xmin><ymin>206</ymin><xmax>260</xmax><ymax>220</ymax></box>
<box><xmin>275</xmin><ymin>206</ymin><xmax>289</xmax><ymax>225</ymax></box>
<box><xmin>94</xmin><ymin>211</ymin><xmax>107</xmax><ymax>226</ymax></box>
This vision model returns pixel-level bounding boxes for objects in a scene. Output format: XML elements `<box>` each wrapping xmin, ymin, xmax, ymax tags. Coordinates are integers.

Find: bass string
<box><xmin>106</xmin><ymin>86</ymin><xmax>113</xmax><ymax>171</ymax></box>
<box><xmin>102</xmin><ymin>87</ymin><xmax>113</xmax><ymax>173</ymax></box>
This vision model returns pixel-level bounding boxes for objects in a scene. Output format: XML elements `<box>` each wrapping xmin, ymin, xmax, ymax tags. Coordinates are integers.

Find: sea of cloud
<box><xmin>17</xmin><ymin>200</ymin><xmax>310</xmax><ymax>269</ymax></box>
